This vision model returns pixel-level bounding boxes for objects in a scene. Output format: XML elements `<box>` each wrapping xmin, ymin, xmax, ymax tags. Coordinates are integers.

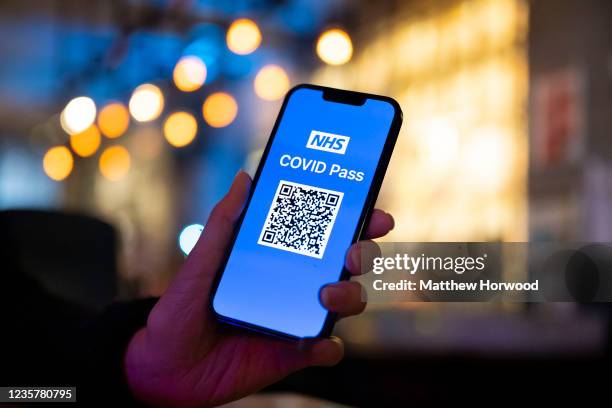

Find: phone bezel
<box><xmin>209</xmin><ymin>83</ymin><xmax>403</xmax><ymax>340</ymax></box>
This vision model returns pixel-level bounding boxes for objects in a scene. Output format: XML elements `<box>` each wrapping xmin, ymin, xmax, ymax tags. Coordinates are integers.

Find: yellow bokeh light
<box><xmin>173</xmin><ymin>56</ymin><xmax>207</xmax><ymax>92</ymax></box>
<box><xmin>463</xmin><ymin>127</ymin><xmax>513</xmax><ymax>193</ymax></box>
<box><xmin>254</xmin><ymin>64</ymin><xmax>290</xmax><ymax>101</ymax></box>
<box><xmin>202</xmin><ymin>92</ymin><xmax>238</xmax><ymax>128</ymax></box>
<box><xmin>60</xmin><ymin>96</ymin><xmax>97</xmax><ymax>135</ymax></box>
<box><xmin>316</xmin><ymin>28</ymin><xmax>353</xmax><ymax>66</ymax></box>
<box><xmin>70</xmin><ymin>125</ymin><xmax>101</xmax><ymax>157</ymax></box>
<box><xmin>129</xmin><ymin>84</ymin><xmax>164</xmax><ymax>122</ymax></box>
<box><xmin>99</xmin><ymin>145</ymin><xmax>131</xmax><ymax>181</ymax></box>
<box><xmin>98</xmin><ymin>102</ymin><xmax>130</xmax><ymax>138</ymax></box>
<box><xmin>163</xmin><ymin>111</ymin><xmax>198</xmax><ymax>147</ymax></box>
<box><xmin>43</xmin><ymin>146</ymin><xmax>73</xmax><ymax>181</ymax></box>
<box><xmin>226</xmin><ymin>18</ymin><xmax>261</xmax><ymax>55</ymax></box>
<box><xmin>418</xmin><ymin>118</ymin><xmax>459</xmax><ymax>172</ymax></box>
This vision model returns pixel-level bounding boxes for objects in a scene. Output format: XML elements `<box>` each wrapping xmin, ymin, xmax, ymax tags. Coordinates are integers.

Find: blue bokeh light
<box><xmin>179</xmin><ymin>223</ymin><xmax>204</xmax><ymax>256</ymax></box>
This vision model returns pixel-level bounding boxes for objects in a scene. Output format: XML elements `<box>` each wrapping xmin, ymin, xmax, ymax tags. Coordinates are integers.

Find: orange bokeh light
<box><xmin>70</xmin><ymin>125</ymin><xmax>101</xmax><ymax>157</ymax></box>
<box><xmin>99</xmin><ymin>145</ymin><xmax>131</xmax><ymax>181</ymax></box>
<box><xmin>202</xmin><ymin>92</ymin><xmax>238</xmax><ymax>128</ymax></box>
<box><xmin>43</xmin><ymin>146</ymin><xmax>73</xmax><ymax>181</ymax></box>
<box><xmin>98</xmin><ymin>102</ymin><xmax>130</xmax><ymax>138</ymax></box>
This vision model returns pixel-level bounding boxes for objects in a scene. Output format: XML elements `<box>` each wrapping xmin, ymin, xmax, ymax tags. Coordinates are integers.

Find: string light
<box><xmin>129</xmin><ymin>84</ymin><xmax>164</xmax><ymax>122</ymax></box>
<box><xmin>202</xmin><ymin>92</ymin><xmax>238</xmax><ymax>128</ymax></box>
<box><xmin>99</xmin><ymin>145</ymin><xmax>131</xmax><ymax>181</ymax></box>
<box><xmin>163</xmin><ymin>112</ymin><xmax>198</xmax><ymax>147</ymax></box>
<box><xmin>70</xmin><ymin>125</ymin><xmax>101</xmax><ymax>157</ymax></box>
<box><xmin>43</xmin><ymin>146</ymin><xmax>73</xmax><ymax>181</ymax></box>
<box><xmin>226</xmin><ymin>18</ymin><xmax>261</xmax><ymax>55</ymax></box>
<box><xmin>60</xmin><ymin>96</ymin><xmax>96</xmax><ymax>135</ymax></box>
<box><xmin>173</xmin><ymin>56</ymin><xmax>207</xmax><ymax>92</ymax></box>
<box><xmin>254</xmin><ymin>65</ymin><xmax>290</xmax><ymax>101</ymax></box>
<box><xmin>98</xmin><ymin>102</ymin><xmax>130</xmax><ymax>138</ymax></box>
<box><xmin>316</xmin><ymin>29</ymin><xmax>353</xmax><ymax>66</ymax></box>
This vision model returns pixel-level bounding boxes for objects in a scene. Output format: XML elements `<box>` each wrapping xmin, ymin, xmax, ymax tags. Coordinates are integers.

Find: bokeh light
<box><xmin>226</xmin><ymin>18</ymin><xmax>261</xmax><ymax>55</ymax></box>
<box><xmin>98</xmin><ymin>102</ymin><xmax>130</xmax><ymax>138</ymax></box>
<box><xmin>99</xmin><ymin>145</ymin><xmax>131</xmax><ymax>181</ymax></box>
<box><xmin>70</xmin><ymin>125</ymin><xmax>101</xmax><ymax>157</ymax></box>
<box><xmin>316</xmin><ymin>28</ymin><xmax>353</xmax><ymax>65</ymax></box>
<box><xmin>43</xmin><ymin>146</ymin><xmax>73</xmax><ymax>181</ymax></box>
<box><xmin>60</xmin><ymin>96</ymin><xmax>97</xmax><ymax>135</ymax></box>
<box><xmin>254</xmin><ymin>64</ymin><xmax>290</xmax><ymax>101</ymax></box>
<box><xmin>202</xmin><ymin>92</ymin><xmax>238</xmax><ymax>128</ymax></box>
<box><xmin>173</xmin><ymin>56</ymin><xmax>207</xmax><ymax>92</ymax></box>
<box><xmin>163</xmin><ymin>111</ymin><xmax>198</xmax><ymax>148</ymax></box>
<box><xmin>418</xmin><ymin>118</ymin><xmax>459</xmax><ymax>171</ymax></box>
<box><xmin>463</xmin><ymin>127</ymin><xmax>512</xmax><ymax>193</ymax></box>
<box><xmin>178</xmin><ymin>223</ymin><xmax>204</xmax><ymax>255</ymax></box>
<box><xmin>129</xmin><ymin>84</ymin><xmax>164</xmax><ymax>122</ymax></box>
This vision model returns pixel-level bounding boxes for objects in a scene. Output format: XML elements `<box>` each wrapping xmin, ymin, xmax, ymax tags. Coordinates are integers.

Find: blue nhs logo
<box><xmin>306</xmin><ymin>130</ymin><xmax>350</xmax><ymax>154</ymax></box>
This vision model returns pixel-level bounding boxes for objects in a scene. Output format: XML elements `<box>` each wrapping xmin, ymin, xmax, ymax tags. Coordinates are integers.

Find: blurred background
<box><xmin>1</xmin><ymin>0</ymin><xmax>611</xmax><ymax>405</ymax></box>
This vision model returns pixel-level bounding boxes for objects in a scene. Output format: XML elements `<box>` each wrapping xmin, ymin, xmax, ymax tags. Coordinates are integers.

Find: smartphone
<box><xmin>211</xmin><ymin>84</ymin><xmax>402</xmax><ymax>339</ymax></box>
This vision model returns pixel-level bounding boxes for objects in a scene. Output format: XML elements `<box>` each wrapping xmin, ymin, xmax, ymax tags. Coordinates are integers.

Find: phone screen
<box><xmin>213</xmin><ymin>86</ymin><xmax>398</xmax><ymax>338</ymax></box>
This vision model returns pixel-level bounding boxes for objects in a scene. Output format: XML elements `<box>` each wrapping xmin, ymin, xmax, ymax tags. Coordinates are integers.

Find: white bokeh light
<box><xmin>316</xmin><ymin>29</ymin><xmax>353</xmax><ymax>66</ymax></box>
<box><xmin>129</xmin><ymin>83</ymin><xmax>164</xmax><ymax>122</ymax></box>
<box><xmin>60</xmin><ymin>96</ymin><xmax>97</xmax><ymax>135</ymax></box>
<box><xmin>179</xmin><ymin>223</ymin><xmax>204</xmax><ymax>256</ymax></box>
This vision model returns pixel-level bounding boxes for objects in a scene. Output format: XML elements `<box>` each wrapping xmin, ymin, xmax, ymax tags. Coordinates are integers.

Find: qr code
<box><xmin>257</xmin><ymin>180</ymin><xmax>343</xmax><ymax>259</ymax></box>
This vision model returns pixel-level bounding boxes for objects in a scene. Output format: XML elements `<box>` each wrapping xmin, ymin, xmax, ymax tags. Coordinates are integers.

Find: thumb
<box><xmin>185</xmin><ymin>169</ymin><xmax>251</xmax><ymax>286</ymax></box>
<box><xmin>149</xmin><ymin>170</ymin><xmax>251</xmax><ymax>332</ymax></box>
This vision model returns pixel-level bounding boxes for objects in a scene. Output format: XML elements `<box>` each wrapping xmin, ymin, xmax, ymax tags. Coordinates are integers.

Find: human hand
<box><xmin>124</xmin><ymin>170</ymin><xmax>394</xmax><ymax>407</ymax></box>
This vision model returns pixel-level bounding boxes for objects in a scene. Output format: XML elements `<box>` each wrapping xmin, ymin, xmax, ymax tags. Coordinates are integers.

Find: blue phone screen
<box><xmin>213</xmin><ymin>87</ymin><xmax>396</xmax><ymax>338</ymax></box>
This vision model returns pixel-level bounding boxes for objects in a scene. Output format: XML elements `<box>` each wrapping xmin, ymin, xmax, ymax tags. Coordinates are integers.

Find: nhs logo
<box><xmin>306</xmin><ymin>130</ymin><xmax>350</xmax><ymax>154</ymax></box>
